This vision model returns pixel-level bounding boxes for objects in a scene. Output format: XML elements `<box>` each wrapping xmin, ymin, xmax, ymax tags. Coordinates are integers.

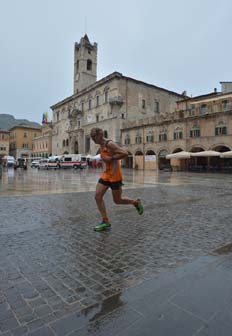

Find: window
<box><xmin>121</xmin><ymin>113</ymin><xmax>125</xmax><ymax>119</ymax></box>
<box><xmin>103</xmin><ymin>130</ymin><xmax>108</xmax><ymax>138</ymax></box>
<box><xmin>223</xmin><ymin>100</ymin><xmax>230</xmax><ymax>111</ymax></box>
<box><xmin>135</xmin><ymin>136</ymin><xmax>142</xmax><ymax>144</ymax></box>
<box><xmin>146</xmin><ymin>135</ymin><xmax>154</xmax><ymax>142</ymax></box>
<box><xmin>105</xmin><ymin>91</ymin><xmax>108</xmax><ymax>103</ymax></box>
<box><xmin>173</xmin><ymin>131</ymin><xmax>183</xmax><ymax>140</ymax></box>
<box><xmin>200</xmin><ymin>104</ymin><xmax>207</xmax><ymax>114</ymax></box>
<box><xmin>76</xmin><ymin>60</ymin><xmax>79</xmax><ymax>71</ymax></box>
<box><xmin>66</xmin><ymin>139</ymin><xmax>69</xmax><ymax>147</ymax></box>
<box><xmin>215</xmin><ymin>126</ymin><xmax>227</xmax><ymax>135</ymax></box>
<box><xmin>142</xmin><ymin>99</ymin><xmax>146</xmax><ymax>109</ymax></box>
<box><xmin>189</xmin><ymin>105</ymin><xmax>195</xmax><ymax>116</ymax></box>
<box><xmin>96</xmin><ymin>95</ymin><xmax>99</xmax><ymax>107</ymax></box>
<box><xmin>154</xmin><ymin>101</ymin><xmax>159</xmax><ymax>114</ymax></box>
<box><xmin>146</xmin><ymin>131</ymin><xmax>154</xmax><ymax>142</ymax></box>
<box><xmin>85</xmin><ymin>136</ymin><xmax>90</xmax><ymax>152</ymax></box>
<box><xmin>173</xmin><ymin>127</ymin><xmax>183</xmax><ymax>140</ymax></box>
<box><xmin>96</xmin><ymin>115</ymin><xmax>99</xmax><ymax>123</ymax></box>
<box><xmin>24</xmin><ymin>132</ymin><xmax>27</xmax><ymax>138</ymax></box>
<box><xmin>159</xmin><ymin>133</ymin><xmax>167</xmax><ymax>141</ymax></box>
<box><xmin>63</xmin><ymin>140</ymin><xmax>66</xmax><ymax>147</ymax></box>
<box><xmin>78</xmin><ymin>120</ymin><xmax>81</xmax><ymax>128</ymax></box>
<box><xmin>125</xmin><ymin>136</ymin><xmax>130</xmax><ymax>145</ymax></box>
<box><xmin>81</xmin><ymin>102</ymin><xmax>84</xmax><ymax>112</ymax></box>
<box><xmin>87</xmin><ymin>59</ymin><xmax>92</xmax><ymax>70</ymax></box>
<box><xmin>89</xmin><ymin>99</ymin><xmax>91</xmax><ymax>110</ymax></box>
<box><xmin>190</xmin><ymin>129</ymin><xmax>200</xmax><ymax>137</ymax></box>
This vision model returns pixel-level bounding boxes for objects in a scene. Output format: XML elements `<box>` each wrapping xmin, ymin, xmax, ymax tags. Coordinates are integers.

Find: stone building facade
<box><xmin>121</xmin><ymin>83</ymin><xmax>232</xmax><ymax>170</ymax></box>
<box><xmin>9</xmin><ymin>125</ymin><xmax>41</xmax><ymax>159</ymax></box>
<box><xmin>51</xmin><ymin>35</ymin><xmax>184</xmax><ymax>156</ymax></box>
<box><xmin>0</xmin><ymin>130</ymin><xmax>10</xmax><ymax>156</ymax></box>
<box><xmin>32</xmin><ymin>123</ymin><xmax>53</xmax><ymax>158</ymax></box>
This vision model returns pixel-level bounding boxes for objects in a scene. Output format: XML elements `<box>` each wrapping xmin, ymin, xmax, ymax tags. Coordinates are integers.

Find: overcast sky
<box><xmin>1</xmin><ymin>0</ymin><xmax>232</xmax><ymax>124</ymax></box>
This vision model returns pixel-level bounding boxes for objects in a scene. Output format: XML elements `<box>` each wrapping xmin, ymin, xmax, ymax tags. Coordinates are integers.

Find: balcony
<box><xmin>109</xmin><ymin>96</ymin><xmax>124</xmax><ymax>106</ymax></box>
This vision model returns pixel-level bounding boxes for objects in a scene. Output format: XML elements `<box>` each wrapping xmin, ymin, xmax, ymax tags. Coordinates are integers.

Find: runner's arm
<box><xmin>108</xmin><ymin>142</ymin><xmax>128</xmax><ymax>160</ymax></box>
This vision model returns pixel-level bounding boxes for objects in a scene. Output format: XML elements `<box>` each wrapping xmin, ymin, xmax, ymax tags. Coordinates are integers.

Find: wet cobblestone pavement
<box><xmin>0</xmin><ymin>168</ymin><xmax>232</xmax><ymax>335</ymax></box>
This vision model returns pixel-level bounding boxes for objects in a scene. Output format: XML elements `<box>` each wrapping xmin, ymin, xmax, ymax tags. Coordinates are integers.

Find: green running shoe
<box><xmin>94</xmin><ymin>221</ymin><xmax>111</xmax><ymax>232</ymax></box>
<box><xmin>135</xmin><ymin>199</ymin><xmax>143</xmax><ymax>215</ymax></box>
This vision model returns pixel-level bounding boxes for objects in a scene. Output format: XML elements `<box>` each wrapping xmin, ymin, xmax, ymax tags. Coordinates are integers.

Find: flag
<box><xmin>45</xmin><ymin>112</ymin><xmax>49</xmax><ymax>123</ymax></box>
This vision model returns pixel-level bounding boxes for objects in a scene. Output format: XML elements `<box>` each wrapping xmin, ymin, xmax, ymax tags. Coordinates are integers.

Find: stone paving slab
<box><xmin>1</xmin><ymin>172</ymin><xmax>232</xmax><ymax>334</ymax></box>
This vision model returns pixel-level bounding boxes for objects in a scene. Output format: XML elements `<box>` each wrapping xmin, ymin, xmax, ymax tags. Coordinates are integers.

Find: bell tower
<box><xmin>74</xmin><ymin>34</ymin><xmax>97</xmax><ymax>94</ymax></box>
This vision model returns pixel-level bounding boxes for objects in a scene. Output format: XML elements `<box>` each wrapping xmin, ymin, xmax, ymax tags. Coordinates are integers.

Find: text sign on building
<box><xmin>145</xmin><ymin>155</ymin><xmax>156</xmax><ymax>161</ymax></box>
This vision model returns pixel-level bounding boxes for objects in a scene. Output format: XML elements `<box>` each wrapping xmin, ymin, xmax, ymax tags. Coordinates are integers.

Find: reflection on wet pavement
<box><xmin>1</xmin><ymin>167</ymin><xmax>232</xmax><ymax>196</ymax></box>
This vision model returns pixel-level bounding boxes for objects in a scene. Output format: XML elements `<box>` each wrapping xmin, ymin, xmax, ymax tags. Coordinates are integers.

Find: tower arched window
<box><xmin>87</xmin><ymin>59</ymin><xmax>92</xmax><ymax>71</ymax></box>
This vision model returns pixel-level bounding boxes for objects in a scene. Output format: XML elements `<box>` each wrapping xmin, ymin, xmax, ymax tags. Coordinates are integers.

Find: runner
<box><xmin>90</xmin><ymin>127</ymin><xmax>143</xmax><ymax>231</ymax></box>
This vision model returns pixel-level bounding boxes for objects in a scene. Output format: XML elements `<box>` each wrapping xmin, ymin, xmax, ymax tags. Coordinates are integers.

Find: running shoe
<box><xmin>135</xmin><ymin>198</ymin><xmax>144</xmax><ymax>215</ymax></box>
<box><xmin>94</xmin><ymin>221</ymin><xmax>111</xmax><ymax>232</ymax></box>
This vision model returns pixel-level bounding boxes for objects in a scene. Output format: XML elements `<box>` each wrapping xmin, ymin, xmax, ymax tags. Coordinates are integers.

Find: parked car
<box><xmin>31</xmin><ymin>160</ymin><xmax>40</xmax><ymax>168</ymax></box>
<box><xmin>38</xmin><ymin>158</ymin><xmax>59</xmax><ymax>169</ymax></box>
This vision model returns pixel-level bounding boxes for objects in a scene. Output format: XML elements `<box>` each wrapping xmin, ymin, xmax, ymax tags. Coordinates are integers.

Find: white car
<box><xmin>38</xmin><ymin>159</ymin><xmax>59</xmax><ymax>169</ymax></box>
<box><xmin>31</xmin><ymin>160</ymin><xmax>40</xmax><ymax>168</ymax></box>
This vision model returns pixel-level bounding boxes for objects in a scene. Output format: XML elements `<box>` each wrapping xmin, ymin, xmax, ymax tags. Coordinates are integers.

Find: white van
<box><xmin>3</xmin><ymin>155</ymin><xmax>15</xmax><ymax>168</ymax></box>
<box><xmin>58</xmin><ymin>154</ymin><xmax>83</xmax><ymax>169</ymax></box>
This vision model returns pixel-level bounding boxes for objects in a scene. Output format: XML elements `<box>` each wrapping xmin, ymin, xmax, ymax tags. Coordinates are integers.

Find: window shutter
<box><xmin>190</xmin><ymin>130</ymin><xmax>193</xmax><ymax>137</ymax></box>
<box><xmin>223</xmin><ymin>126</ymin><xmax>227</xmax><ymax>135</ymax></box>
<box><xmin>215</xmin><ymin>128</ymin><xmax>218</xmax><ymax>136</ymax></box>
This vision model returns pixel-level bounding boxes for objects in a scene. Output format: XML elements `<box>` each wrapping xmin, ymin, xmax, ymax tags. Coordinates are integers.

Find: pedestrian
<box><xmin>90</xmin><ymin>127</ymin><xmax>143</xmax><ymax>232</ymax></box>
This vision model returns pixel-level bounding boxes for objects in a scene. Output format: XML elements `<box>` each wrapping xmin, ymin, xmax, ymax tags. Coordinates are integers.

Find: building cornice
<box><xmin>9</xmin><ymin>125</ymin><xmax>41</xmax><ymax>131</ymax></box>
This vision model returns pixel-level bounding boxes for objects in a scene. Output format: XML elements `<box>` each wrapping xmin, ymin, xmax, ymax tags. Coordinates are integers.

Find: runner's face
<box><xmin>91</xmin><ymin>132</ymin><xmax>100</xmax><ymax>144</ymax></box>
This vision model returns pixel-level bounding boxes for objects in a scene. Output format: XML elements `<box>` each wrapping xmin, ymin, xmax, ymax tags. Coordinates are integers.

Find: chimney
<box><xmin>220</xmin><ymin>82</ymin><xmax>232</xmax><ymax>94</ymax></box>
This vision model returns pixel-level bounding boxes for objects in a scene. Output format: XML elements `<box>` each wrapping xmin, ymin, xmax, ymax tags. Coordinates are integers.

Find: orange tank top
<box><xmin>100</xmin><ymin>141</ymin><xmax>123</xmax><ymax>182</ymax></box>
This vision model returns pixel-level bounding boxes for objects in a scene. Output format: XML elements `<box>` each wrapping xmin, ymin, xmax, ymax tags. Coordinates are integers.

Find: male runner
<box><xmin>90</xmin><ymin>127</ymin><xmax>143</xmax><ymax>231</ymax></box>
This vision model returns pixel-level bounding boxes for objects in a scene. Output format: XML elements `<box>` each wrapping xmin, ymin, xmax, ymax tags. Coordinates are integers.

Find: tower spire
<box><xmin>73</xmin><ymin>35</ymin><xmax>98</xmax><ymax>94</ymax></box>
